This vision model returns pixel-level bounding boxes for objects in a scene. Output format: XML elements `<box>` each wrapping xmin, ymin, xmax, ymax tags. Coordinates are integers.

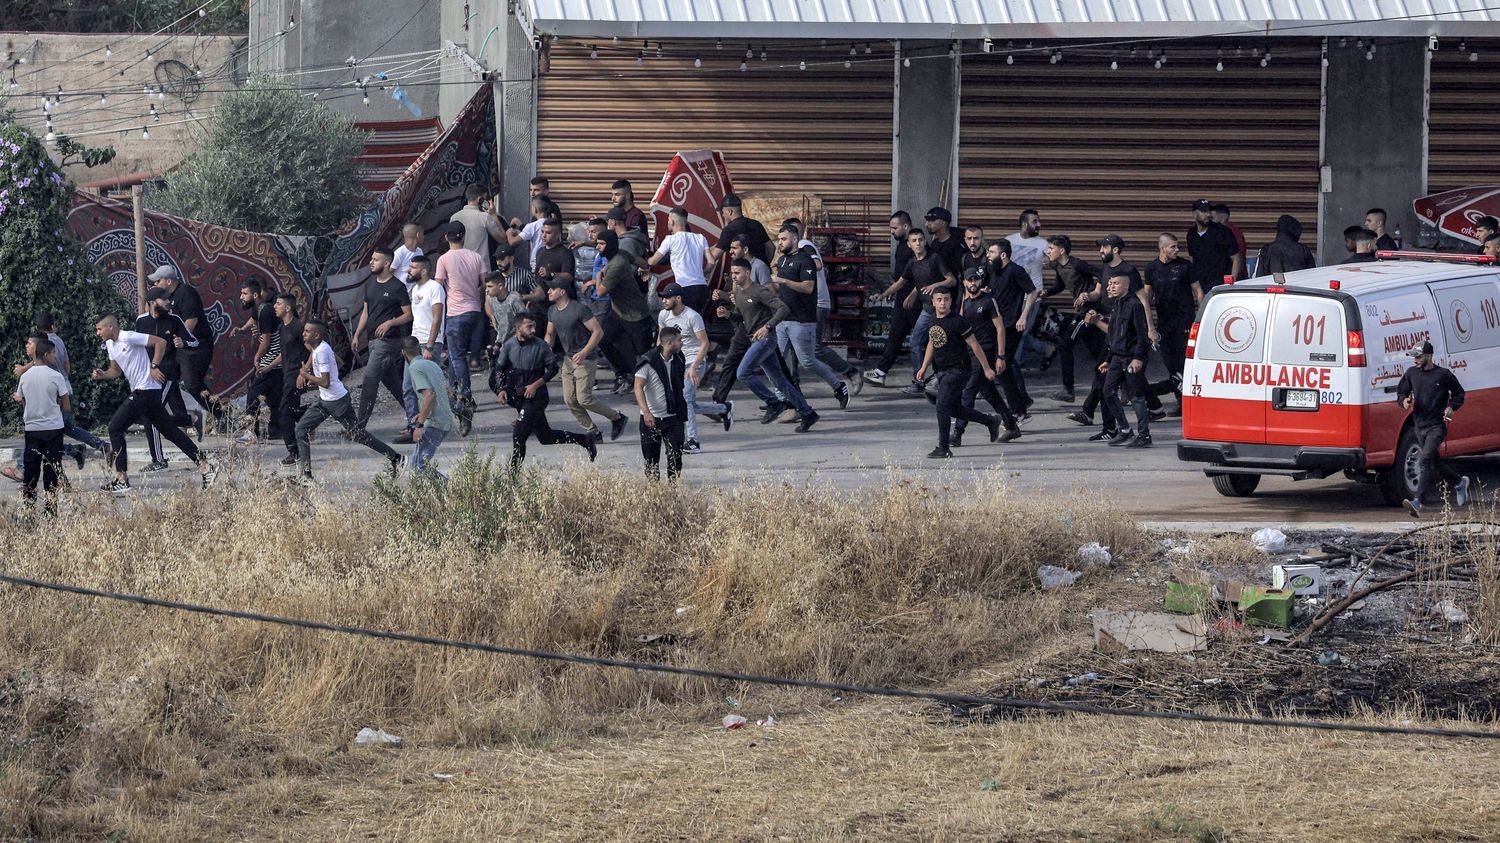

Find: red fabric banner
<box><xmin>647</xmin><ymin>149</ymin><xmax>733</xmax><ymax>293</ymax></box>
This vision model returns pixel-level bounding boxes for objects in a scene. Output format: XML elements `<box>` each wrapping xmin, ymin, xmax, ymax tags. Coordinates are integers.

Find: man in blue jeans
<box><xmin>772</xmin><ymin>226</ymin><xmax>850</xmax><ymax>409</ymax></box>
<box><xmin>434</xmin><ymin>222</ymin><xmax>488</xmax><ymax>410</ymax></box>
<box><xmin>727</xmin><ymin>259</ymin><xmax>820</xmax><ymax>432</ymax></box>
<box><xmin>401</xmin><ymin>337</ymin><xmax>454</xmax><ymax>479</ymax></box>
<box><xmin>4</xmin><ymin>330</ymin><xmax>106</xmax><ymax>484</ymax></box>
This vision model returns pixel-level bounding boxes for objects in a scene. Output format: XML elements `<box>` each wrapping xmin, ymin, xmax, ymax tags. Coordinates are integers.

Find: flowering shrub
<box><xmin>0</xmin><ymin>120</ymin><xmax>129</xmax><ymax>430</ymax></box>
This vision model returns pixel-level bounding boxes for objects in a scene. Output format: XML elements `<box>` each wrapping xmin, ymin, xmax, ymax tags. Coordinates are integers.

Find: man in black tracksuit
<box><xmin>952</xmin><ymin>268</ymin><xmax>1022</xmax><ymax>447</ymax></box>
<box><xmin>274</xmin><ymin>293</ymin><xmax>307</xmax><ymax>466</ymax></box>
<box><xmin>135</xmin><ymin>287</ymin><xmax>198</xmax><ymax>469</ymax></box>
<box><xmin>1090</xmin><ymin>266</ymin><xmax>1154</xmax><ymax>448</ymax></box>
<box><xmin>490</xmin><ymin>313</ymin><xmax>597</xmax><ymax>467</ymax></box>
<box><xmin>1396</xmin><ymin>340</ymin><xmax>1469</xmax><ymax>517</ymax></box>
<box><xmin>916</xmin><ymin>288</ymin><xmax>1002</xmax><ymax>458</ymax></box>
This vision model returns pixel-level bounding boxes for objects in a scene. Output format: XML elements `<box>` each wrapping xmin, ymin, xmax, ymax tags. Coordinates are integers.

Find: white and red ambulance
<box><xmin>1178</xmin><ymin>253</ymin><xmax>1500</xmax><ymax>505</ymax></box>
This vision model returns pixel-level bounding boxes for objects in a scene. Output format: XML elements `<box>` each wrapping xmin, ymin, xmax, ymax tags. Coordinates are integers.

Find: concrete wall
<box><xmin>1319</xmin><ymin>39</ymin><xmax>1429</xmax><ymax>262</ymax></box>
<box><xmin>249</xmin><ymin>0</ymin><xmax>440</xmax><ymax>122</ymax></box>
<box><xmin>892</xmin><ymin>43</ymin><xmax>959</xmax><ymax>222</ymax></box>
<box><xmin>1</xmin><ymin>33</ymin><xmax>245</xmax><ymax>183</ymax></box>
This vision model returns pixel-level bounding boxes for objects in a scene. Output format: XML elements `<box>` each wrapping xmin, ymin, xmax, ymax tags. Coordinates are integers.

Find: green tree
<box><xmin>148</xmin><ymin>75</ymin><xmax>370</xmax><ymax>234</ymax></box>
<box><xmin>0</xmin><ymin>119</ymin><xmax>131</xmax><ymax>430</ymax></box>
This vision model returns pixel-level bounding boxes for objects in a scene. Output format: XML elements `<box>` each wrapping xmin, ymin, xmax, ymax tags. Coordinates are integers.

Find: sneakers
<box><xmin>236</xmin><ymin>430</ymin><xmax>259</xmax><ymax>445</ymax></box>
<box><xmin>863</xmin><ymin>368</ymin><xmax>887</xmax><ymax>387</ymax></box>
<box><xmin>1088</xmin><ymin>430</ymin><xmax>1117</xmax><ymax>442</ymax></box>
<box><xmin>458</xmin><ymin>410</ymin><xmax>474</xmax><ymax>438</ymax></box>
<box><xmin>847</xmin><ymin>368</ymin><xmax>865</xmax><ymax>396</ymax></box>
<box><xmin>1125</xmin><ymin>433</ymin><xmax>1154</xmax><ymax>448</ymax></box>
<box><xmin>683</xmin><ymin>439</ymin><xmax>702</xmax><ymax>454</ymax></box>
<box><xmin>387</xmin><ymin>454</ymin><xmax>406</xmax><ymax>477</ymax></box>
<box><xmin>1149</xmin><ymin>408</ymin><xmax>1168</xmax><ymax>422</ymax></box>
<box><xmin>393</xmin><ymin>429</ymin><xmax>416</xmax><ymax>445</ymax></box>
<box><xmin>927</xmin><ymin>446</ymin><xmax>952</xmax><ymax>459</ymax></box>
<box><xmin>1050</xmin><ymin>389</ymin><xmax>1076</xmax><ymax>403</ymax></box>
<box><xmin>612</xmin><ymin>376</ymin><xmax>631</xmax><ymax>395</ymax></box>
<box><xmin>192</xmin><ymin>411</ymin><xmax>205</xmax><ymax>442</ymax></box>
<box><xmin>581</xmin><ymin>435</ymin><xmax>598</xmax><ymax>462</ymax></box>
<box><xmin>999</xmin><ymin>427</ymin><xmax>1022</xmax><ymax>443</ymax></box>
<box><xmin>101</xmin><ymin>477</ymin><xmax>131</xmax><ymax>494</ymax></box>
<box><xmin>1066</xmin><ymin>411</ymin><xmax>1093</xmax><ymax>426</ymax></box>
<box><xmin>721</xmin><ymin>400</ymin><xmax>734</xmax><ymax>432</ymax></box>
<box><xmin>1457</xmin><ymin>476</ymin><xmax>1472</xmax><ymax>507</ymax></box>
<box><xmin>611</xmin><ymin>414</ymin><xmax>629</xmax><ymax>440</ymax></box>
<box><xmin>835</xmin><ymin>382</ymin><xmax>850</xmax><ymax>409</ymax></box>
<box><xmin>986</xmin><ymin>414</ymin><xmax>1002</xmax><ymax>443</ymax></box>
<box><xmin>144</xmin><ymin>459</ymin><xmax>169</xmax><ymax>472</ymax></box>
<box><xmin>1403</xmin><ymin>498</ymin><xmax>1422</xmax><ymax>518</ymax></box>
<box><xmin>778</xmin><ymin>408</ymin><xmax>800</xmax><ymax>424</ymax></box>
<box><xmin>73</xmin><ymin>450</ymin><xmax>86</xmax><ymax>471</ymax></box>
<box><xmin>899</xmin><ymin>382</ymin><xmax>925</xmax><ymax>397</ymax></box>
<box><xmin>951</xmin><ymin>430</ymin><xmax>963</xmax><ymax>448</ymax></box>
<box><xmin>1107</xmin><ymin>431</ymin><xmax>1136</xmax><ymax>447</ymax></box>
<box><xmin>200</xmin><ymin>460</ymin><xmax>219</xmax><ymax>489</ymax></box>
<box><xmin>280</xmin><ymin>453</ymin><xmax>298</xmax><ymax>466</ymax></box>
<box><xmin>795</xmin><ymin>411</ymin><xmax>820</xmax><ymax>433</ymax></box>
<box><xmin>760</xmin><ymin>403</ymin><xmax>785</xmax><ymax>424</ymax></box>
<box><xmin>1016</xmin><ymin>412</ymin><xmax>1033</xmax><ymax>427</ymax></box>
<box><xmin>0</xmin><ymin>467</ymin><xmax>20</xmax><ymax>483</ymax></box>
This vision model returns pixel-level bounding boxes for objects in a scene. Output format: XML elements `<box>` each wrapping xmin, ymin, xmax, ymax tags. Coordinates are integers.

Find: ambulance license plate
<box><xmin>1284</xmin><ymin>389</ymin><xmax>1320</xmax><ymax>410</ymax></box>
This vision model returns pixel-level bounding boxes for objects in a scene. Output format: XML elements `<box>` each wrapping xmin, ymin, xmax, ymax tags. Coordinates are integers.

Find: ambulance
<box><xmin>1177</xmin><ymin>253</ymin><xmax>1500</xmax><ymax>505</ymax></box>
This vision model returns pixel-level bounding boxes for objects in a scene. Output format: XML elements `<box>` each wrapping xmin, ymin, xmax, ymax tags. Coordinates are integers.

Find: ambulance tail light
<box><xmin>1347</xmin><ymin>329</ymin><xmax>1366</xmax><ymax>367</ymax></box>
<box><xmin>1186</xmin><ymin>322</ymin><xmax>1200</xmax><ymax>359</ymax></box>
<box><xmin>1222</xmin><ymin>274</ymin><xmax>1234</xmax><ymax>286</ymax></box>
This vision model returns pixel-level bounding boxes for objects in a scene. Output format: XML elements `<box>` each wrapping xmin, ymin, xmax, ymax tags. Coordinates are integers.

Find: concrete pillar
<box><xmin>1318</xmin><ymin>39</ymin><xmax>1429</xmax><ymax>262</ymax></box>
<box><xmin>892</xmin><ymin>42</ymin><xmax>960</xmax><ymax>225</ymax></box>
<box><xmin>494</xmin><ymin>16</ymin><xmax>538</xmax><ymax>221</ymax></box>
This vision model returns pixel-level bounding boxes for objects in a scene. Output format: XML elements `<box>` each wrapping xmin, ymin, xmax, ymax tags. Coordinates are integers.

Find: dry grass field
<box><xmin>1</xmin><ymin>458</ymin><xmax>1497</xmax><ymax>841</ymax></box>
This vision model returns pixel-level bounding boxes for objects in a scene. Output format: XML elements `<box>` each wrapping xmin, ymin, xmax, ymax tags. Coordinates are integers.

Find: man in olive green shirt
<box><xmin>595</xmin><ymin>230</ymin><xmax>653</xmax><ymax>381</ymax></box>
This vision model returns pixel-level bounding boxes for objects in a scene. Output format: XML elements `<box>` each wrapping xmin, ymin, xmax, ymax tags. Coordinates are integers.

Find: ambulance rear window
<box><xmin>1270</xmin><ymin>296</ymin><xmax>1344</xmax><ymax>367</ymax></box>
<box><xmin>1197</xmin><ymin>294</ymin><xmax>1270</xmax><ymax>363</ymax></box>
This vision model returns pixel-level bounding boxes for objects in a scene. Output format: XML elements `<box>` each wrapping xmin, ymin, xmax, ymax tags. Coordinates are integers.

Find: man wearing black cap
<box><xmin>924</xmin><ymin>207</ymin><xmax>966</xmax><ymax>277</ymax></box>
<box><xmin>135</xmin><ymin>286</ymin><xmax>199</xmax><ymax>469</ymax></box>
<box><xmin>1397</xmin><ymin>341</ymin><xmax>1469</xmax><ymax>517</ymax></box>
<box><xmin>1186</xmin><ymin>199</ymin><xmax>1242</xmax><ymax>292</ymax></box>
<box><xmin>709</xmin><ymin>193</ymin><xmax>773</xmax><ymax>266</ymax></box>
<box><xmin>951</xmin><ymin>266</ymin><xmax>1021</xmax><ymax>446</ymax></box>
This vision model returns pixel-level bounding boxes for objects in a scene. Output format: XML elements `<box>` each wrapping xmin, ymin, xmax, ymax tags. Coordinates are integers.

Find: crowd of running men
<box><xmin>11</xmin><ymin>180</ymin><xmax>1408</xmax><ymax>505</ymax></box>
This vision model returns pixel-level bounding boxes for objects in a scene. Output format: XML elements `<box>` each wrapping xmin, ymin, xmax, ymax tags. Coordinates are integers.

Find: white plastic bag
<box><xmin>1038</xmin><ymin>565</ymin><xmax>1083</xmax><ymax>590</ymax></box>
<box><xmin>1252</xmin><ymin>528</ymin><xmax>1288</xmax><ymax>553</ymax></box>
<box><xmin>1077</xmin><ymin>542</ymin><xmax>1114</xmax><ymax>566</ymax></box>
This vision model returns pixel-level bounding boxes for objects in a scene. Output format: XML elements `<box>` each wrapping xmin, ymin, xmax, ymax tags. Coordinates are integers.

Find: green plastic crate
<box><xmin>1238</xmin><ymin>586</ymin><xmax>1295</xmax><ymax>628</ymax></box>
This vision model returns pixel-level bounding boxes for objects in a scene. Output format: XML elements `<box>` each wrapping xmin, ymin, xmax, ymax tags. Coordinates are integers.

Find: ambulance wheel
<box><xmin>1380</xmin><ymin>427</ymin><xmax>1421</xmax><ymax>506</ymax></box>
<box><xmin>1212</xmin><ymin>473</ymin><xmax>1261</xmax><ymax>497</ymax></box>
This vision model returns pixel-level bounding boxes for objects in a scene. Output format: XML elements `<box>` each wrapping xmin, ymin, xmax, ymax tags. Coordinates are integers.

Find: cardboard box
<box><xmin>1272</xmin><ymin>563</ymin><xmax>1323</xmax><ymax>596</ymax></box>
<box><xmin>1093</xmin><ymin>610</ymin><xmax>1208</xmax><ymax>654</ymax></box>
<box><xmin>1238</xmin><ymin>586</ymin><xmax>1295</xmax><ymax>628</ymax></box>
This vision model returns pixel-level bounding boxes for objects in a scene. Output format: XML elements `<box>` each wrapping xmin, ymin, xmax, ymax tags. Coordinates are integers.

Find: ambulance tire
<box><xmin>1380</xmin><ymin>426</ymin><xmax>1421</xmax><ymax>507</ymax></box>
<box><xmin>1212</xmin><ymin>472</ymin><xmax>1261</xmax><ymax>497</ymax></box>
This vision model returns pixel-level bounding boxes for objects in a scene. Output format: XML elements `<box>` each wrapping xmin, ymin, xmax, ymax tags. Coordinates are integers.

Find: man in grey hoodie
<box><xmin>1255</xmin><ymin>215</ymin><xmax>1315</xmax><ymax>277</ymax></box>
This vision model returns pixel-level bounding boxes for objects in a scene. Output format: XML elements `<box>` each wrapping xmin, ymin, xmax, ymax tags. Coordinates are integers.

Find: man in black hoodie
<box><xmin>1255</xmin><ymin>215</ymin><xmax>1315</xmax><ymax>277</ymax></box>
<box><xmin>491</xmin><ymin>314</ymin><xmax>597</xmax><ymax>467</ymax></box>
<box><xmin>1087</xmin><ymin>266</ymin><xmax>1154</xmax><ymax>448</ymax></box>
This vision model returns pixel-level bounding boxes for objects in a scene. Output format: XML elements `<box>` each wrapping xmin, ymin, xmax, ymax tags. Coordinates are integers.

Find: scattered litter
<box><xmin>725</xmin><ymin>697</ymin><xmax>739</xmax><ymax>707</ymax></box>
<box><xmin>756</xmin><ymin>716</ymin><xmax>778</xmax><ymax>727</ymax></box>
<box><xmin>1273</xmin><ymin>563</ymin><xmax>1323</xmax><ymax>596</ymax></box>
<box><xmin>1093</xmin><ymin>610</ymin><xmax>1208</xmax><ymax>654</ymax></box>
<box><xmin>432</xmin><ymin>772</ymin><xmax>455</xmax><ymax>781</ymax></box>
<box><xmin>1078</xmin><ymin>542</ymin><xmax>1114</xmax><ymax>566</ymax></box>
<box><xmin>1065</xmin><ymin>672</ymin><xmax>1100</xmax><ymax>686</ymax></box>
<box><xmin>980</xmin><ymin>777</ymin><xmax>1000</xmax><ymax>791</ymax></box>
<box><xmin>1239</xmin><ymin>586</ymin><xmax>1295</xmax><ymax>628</ymax></box>
<box><xmin>1318</xmin><ymin>651</ymin><xmax>1342</xmax><ymax>666</ymax></box>
<box><xmin>1183</xmin><ymin>654</ymin><xmax>1197</xmax><ymax>662</ymax></box>
<box><xmin>1252</xmin><ymin>528</ymin><xmax>1288</xmax><ymax>553</ymax></box>
<box><xmin>1256</xmin><ymin>629</ymin><xmax>1294</xmax><ymax>644</ymax></box>
<box><xmin>1437</xmin><ymin>600</ymin><xmax>1470</xmax><ymax>624</ymax></box>
<box><xmin>1026</xmin><ymin>677</ymin><xmax>1048</xmax><ymax>687</ymax></box>
<box><xmin>1167</xmin><ymin>543</ymin><xmax>1194</xmax><ymax>557</ymax></box>
<box><xmin>1038</xmin><ymin>565</ymin><xmax>1083</xmax><ymax>590</ymax></box>
<box><xmin>674</xmin><ymin>606</ymin><xmax>692</xmax><ymax>616</ymax></box>
<box><xmin>723</xmin><ymin>714</ymin><xmax>748</xmax><ymax>730</ymax></box>
<box><xmin>1201</xmin><ymin>678</ymin><xmax>1221</xmax><ymax>685</ymax></box>
<box><xmin>1165</xmin><ymin>570</ymin><xmax>1213</xmax><ymax>614</ymax></box>
<box><xmin>353</xmin><ymin>728</ymin><xmax>402</xmax><ymax>748</ymax></box>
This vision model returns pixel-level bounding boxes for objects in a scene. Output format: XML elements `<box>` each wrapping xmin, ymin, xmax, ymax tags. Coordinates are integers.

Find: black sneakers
<box><xmin>1125</xmin><ymin>433</ymin><xmax>1154</xmax><ymax>448</ymax></box>
<box><xmin>927</xmin><ymin>446</ymin><xmax>952</xmax><ymax>459</ymax></box>
<box><xmin>611</xmin><ymin>414</ymin><xmax>628</xmax><ymax>441</ymax></box>
<box><xmin>986</xmin><ymin>414</ymin><xmax>1001</xmax><ymax>443</ymax></box>
<box><xmin>835</xmin><ymin>382</ymin><xmax>850</xmax><ymax>409</ymax></box>
<box><xmin>721</xmin><ymin>400</ymin><xmax>734</xmax><ymax>432</ymax></box>
<box><xmin>795</xmin><ymin>411</ymin><xmax>820</xmax><ymax>433</ymax></box>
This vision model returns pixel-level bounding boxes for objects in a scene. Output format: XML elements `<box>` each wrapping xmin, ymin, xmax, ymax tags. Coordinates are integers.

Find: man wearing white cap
<box><xmin>149</xmin><ymin>264</ymin><xmax>218</xmax><ymax>425</ymax></box>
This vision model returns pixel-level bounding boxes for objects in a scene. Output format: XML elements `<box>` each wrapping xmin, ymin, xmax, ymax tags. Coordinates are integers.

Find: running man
<box><xmin>293</xmin><ymin>320</ymin><xmax>404</xmax><ymax>482</ymax></box>
<box><xmin>490</xmin><ymin>314</ymin><xmax>598</xmax><ymax>467</ymax></box>
<box><xmin>915</xmin><ymin>288</ymin><xmax>1002</xmax><ymax>459</ymax></box>
<box><xmin>1398</xmin><ymin>341</ymin><xmax>1470</xmax><ymax>517</ymax></box>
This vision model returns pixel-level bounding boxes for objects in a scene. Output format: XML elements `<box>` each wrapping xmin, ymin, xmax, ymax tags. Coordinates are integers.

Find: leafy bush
<box><xmin>148</xmin><ymin>75</ymin><xmax>371</xmax><ymax>235</ymax></box>
<box><xmin>0</xmin><ymin>119</ymin><xmax>130</xmax><ymax>429</ymax></box>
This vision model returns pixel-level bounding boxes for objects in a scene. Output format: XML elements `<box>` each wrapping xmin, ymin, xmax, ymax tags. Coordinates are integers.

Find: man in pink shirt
<box><xmin>435</xmin><ymin>221</ymin><xmax>487</xmax><ymax>408</ymax></box>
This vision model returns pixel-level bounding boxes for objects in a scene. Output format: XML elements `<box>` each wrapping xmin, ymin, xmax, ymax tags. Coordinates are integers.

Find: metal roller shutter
<box><xmin>1428</xmin><ymin>48</ymin><xmax>1500</xmax><ymax>193</ymax></box>
<box><xmin>958</xmin><ymin>48</ymin><xmax>1322</xmax><ymax>260</ymax></box>
<box><xmin>536</xmin><ymin>40</ymin><xmax>893</xmax><ymax>263</ymax></box>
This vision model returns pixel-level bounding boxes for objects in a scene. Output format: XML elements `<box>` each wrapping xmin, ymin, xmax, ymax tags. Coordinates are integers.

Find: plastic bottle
<box><xmin>1065</xmin><ymin>672</ymin><xmax>1099</xmax><ymax>686</ymax></box>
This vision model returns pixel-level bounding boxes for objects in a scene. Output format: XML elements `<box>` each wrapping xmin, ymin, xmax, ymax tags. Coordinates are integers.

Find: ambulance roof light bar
<box><xmin>1375</xmin><ymin>251</ymin><xmax>1497</xmax><ymax>264</ymax></box>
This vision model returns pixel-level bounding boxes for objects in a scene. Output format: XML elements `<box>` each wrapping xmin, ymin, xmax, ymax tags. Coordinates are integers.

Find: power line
<box><xmin>1</xmin><ymin>570</ymin><xmax>1498</xmax><ymax>742</ymax></box>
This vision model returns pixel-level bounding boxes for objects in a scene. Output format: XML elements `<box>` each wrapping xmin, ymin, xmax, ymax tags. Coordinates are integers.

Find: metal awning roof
<box><xmin>523</xmin><ymin>0</ymin><xmax>1500</xmax><ymax>40</ymax></box>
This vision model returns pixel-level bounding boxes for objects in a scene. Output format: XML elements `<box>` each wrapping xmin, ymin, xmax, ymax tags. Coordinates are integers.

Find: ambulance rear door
<box><xmin>1263</xmin><ymin>293</ymin><xmax>1356</xmax><ymax>448</ymax></box>
<box><xmin>1184</xmin><ymin>291</ymin><xmax>1274</xmax><ymax>444</ymax></box>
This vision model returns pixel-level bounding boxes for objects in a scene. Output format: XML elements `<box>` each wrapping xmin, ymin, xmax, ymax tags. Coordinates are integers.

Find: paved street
<box><xmin>10</xmin><ymin>358</ymin><xmax>1493</xmax><ymax>529</ymax></box>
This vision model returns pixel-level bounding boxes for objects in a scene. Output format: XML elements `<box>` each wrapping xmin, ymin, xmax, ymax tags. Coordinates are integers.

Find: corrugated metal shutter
<box><xmin>958</xmin><ymin>49</ymin><xmax>1322</xmax><ymax>259</ymax></box>
<box><xmin>536</xmin><ymin>40</ymin><xmax>893</xmax><ymax>263</ymax></box>
<box><xmin>1428</xmin><ymin>49</ymin><xmax>1500</xmax><ymax>193</ymax></box>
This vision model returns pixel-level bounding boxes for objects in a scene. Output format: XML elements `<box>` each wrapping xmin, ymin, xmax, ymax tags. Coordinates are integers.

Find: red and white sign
<box><xmin>647</xmin><ymin>149</ymin><xmax>734</xmax><ymax>293</ymax></box>
<box><xmin>1413</xmin><ymin>184</ymin><xmax>1500</xmax><ymax>245</ymax></box>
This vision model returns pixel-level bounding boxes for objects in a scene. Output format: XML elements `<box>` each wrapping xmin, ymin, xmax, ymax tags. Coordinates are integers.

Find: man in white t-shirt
<box><xmin>646</xmin><ymin>207</ymin><xmax>712</xmax><ymax>318</ymax></box>
<box><xmin>506</xmin><ymin>196</ymin><xmax>559</xmax><ymax>270</ymax></box>
<box><xmin>657</xmin><ymin>283</ymin><xmax>730</xmax><ymax>453</ymax></box>
<box><xmin>292</xmin><ymin>320</ymin><xmax>403</xmax><ymax>482</ymax></box>
<box><xmin>91</xmin><ymin>314</ymin><xmax>215</xmax><ymax>494</ymax></box>
<box><xmin>13</xmin><ymin>337</ymin><xmax>69</xmax><ymax>514</ymax></box>
<box><xmin>1008</xmin><ymin>208</ymin><xmax>1048</xmax><ymax>368</ymax></box>
<box><xmin>392</xmin><ymin>223</ymin><xmax>424</xmax><ymax>293</ymax></box>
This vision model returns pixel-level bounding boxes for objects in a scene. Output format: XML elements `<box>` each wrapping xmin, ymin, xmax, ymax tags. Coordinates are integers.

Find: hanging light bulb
<box><xmin>902</xmin><ymin>56</ymin><xmax>911</xmax><ymax>67</ymax></box>
<box><xmin>844</xmin><ymin>58</ymin><xmax>852</xmax><ymax>68</ymax></box>
<box><xmin>1460</xmin><ymin>40</ymin><xmax>1468</xmax><ymax>53</ymax></box>
<box><xmin>44</xmin><ymin>131</ymin><xmax>55</xmax><ymax>144</ymax></box>
<box><xmin>1321</xmin><ymin>48</ymin><xmax>1329</xmax><ymax>67</ymax></box>
<box><xmin>739</xmin><ymin>60</ymin><xmax>747</xmax><ymax>72</ymax></box>
<box><xmin>105</xmin><ymin>44</ymin><xmax>113</xmax><ymax>57</ymax></box>
<box><xmin>288</xmin><ymin>15</ymin><xmax>296</xmax><ymax>29</ymax></box>
<box><xmin>1049</xmin><ymin>51</ymin><xmax>1060</xmax><ymax>64</ymax></box>
<box><xmin>142</xmin><ymin>127</ymin><xmax>150</xmax><ymax>139</ymax></box>
<box><xmin>1472</xmin><ymin>50</ymin><xmax>1481</xmax><ymax>62</ymax></box>
<box><xmin>865</xmin><ymin>44</ymin><xmax>872</xmax><ymax>55</ymax></box>
<box><xmin>746</xmin><ymin>44</ymin><xmax>753</xmax><ymax>59</ymax></box>
<box><xmin>144</xmin><ymin>84</ymin><xmax>152</xmax><ymax>95</ymax></box>
<box><xmin>849</xmin><ymin>44</ymin><xmax>857</xmax><ymax>56</ymax></box>
<box><xmin>590</xmin><ymin>45</ymin><xmax>598</xmax><ymax>59</ymax></box>
<box><xmin>799</xmin><ymin>60</ymin><xmax>807</xmax><ymax>70</ymax></box>
<box><xmin>636</xmin><ymin>51</ymin><xmax>644</xmax><ymax>66</ymax></box>
<box><xmin>1007</xmin><ymin>54</ymin><xmax>1015</xmax><ymax>65</ymax></box>
<box><xmin>612</xmin><ymin>35</ymin><xmax>619</xmax><ymax>45</ymax></box>
<box><xmin>693</xmin><ymin>56</ymin><xmax>701</xmax><ymax>67</ymax></box>
<box><xmin>716</xmin><ymin>38</ymin><xmax>723</xmax><ymax>50</ymax></box>
<box><xmin>1159</xmin><ymin>50</ymin><xmax>1167</xmax><ymax>65</ymax></box>
<box><xmin>1154</xmin><ymin>58</ymin><xmax>1163</xmax><ymax>68</ymax></box>
<box><xmin>149</xmin><ymin>103</ymin><xmax>158</xmax><ymax>120</ymax></box>
<box><xmin>197</xmin><ymin>5</ymin><xmax>206</xmax><ymax>16</ymax></box>
<box><xmin>1260</xmin><ymin>55</ymin><xmax>1269</xmax><ymax>67</ymax></box>
<box><xmin>1109</xmin><ymin>59</ymin><xmax>1117</xmax><ymax>70</ymax></box>
<box><xmin>656</xmin><ymin>43</ymin><xmax>663</xmax><ymax>58</ymax></box>
<box><xmin>1366</xmin><ymin>43</ymin><xmax>1376</xmax><ymax>60</ymax></box>
<box><xmin>1216</xmin><ymin>60</ymin><xmax>1224</xmax><ymax>71</ymax></box>
<box><xmin>100</xmin><ymin>93</ymin><xmax>108</xmax><ymax>105</ymax></box>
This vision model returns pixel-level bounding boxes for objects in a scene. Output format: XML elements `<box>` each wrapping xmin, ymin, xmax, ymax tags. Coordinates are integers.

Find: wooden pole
<box><xmin>131</xmin><ymin>184</ymin><xmax>147</xmax><ymax>309</ymax></box>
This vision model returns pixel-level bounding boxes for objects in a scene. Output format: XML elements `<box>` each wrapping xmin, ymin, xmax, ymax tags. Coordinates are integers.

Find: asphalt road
<box><xmin>6</xmin><ymin>357</ymin><xmax>1494</xmax><ymax>528</ymax></box>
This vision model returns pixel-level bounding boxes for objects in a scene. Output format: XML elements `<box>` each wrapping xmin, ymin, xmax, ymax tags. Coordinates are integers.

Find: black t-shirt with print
<box><xmin>927</xmin><ymin>313</ymin><xmax>975</xmax><ymax>370</ymax></box>
<box><xmin>961</xmin><ymin>294</ymin><xmax>1001</xmax><ymax>356</ymax></box>
<box><xmin>363</xmin><ymin>276</ymin><xmax>412</xmax><ymax>339</ymax></box>
<box><xmin>775</xmin><ymin>250</ymin><xmax>820</xmax><ymax>323</ymax></box>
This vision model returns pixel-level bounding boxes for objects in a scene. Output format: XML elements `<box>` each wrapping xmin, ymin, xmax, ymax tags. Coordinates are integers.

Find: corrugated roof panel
<box><xmin>528</xmin><ymin>0</ymin><xmax>1500</xmax><ymax>36</ymax></box>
